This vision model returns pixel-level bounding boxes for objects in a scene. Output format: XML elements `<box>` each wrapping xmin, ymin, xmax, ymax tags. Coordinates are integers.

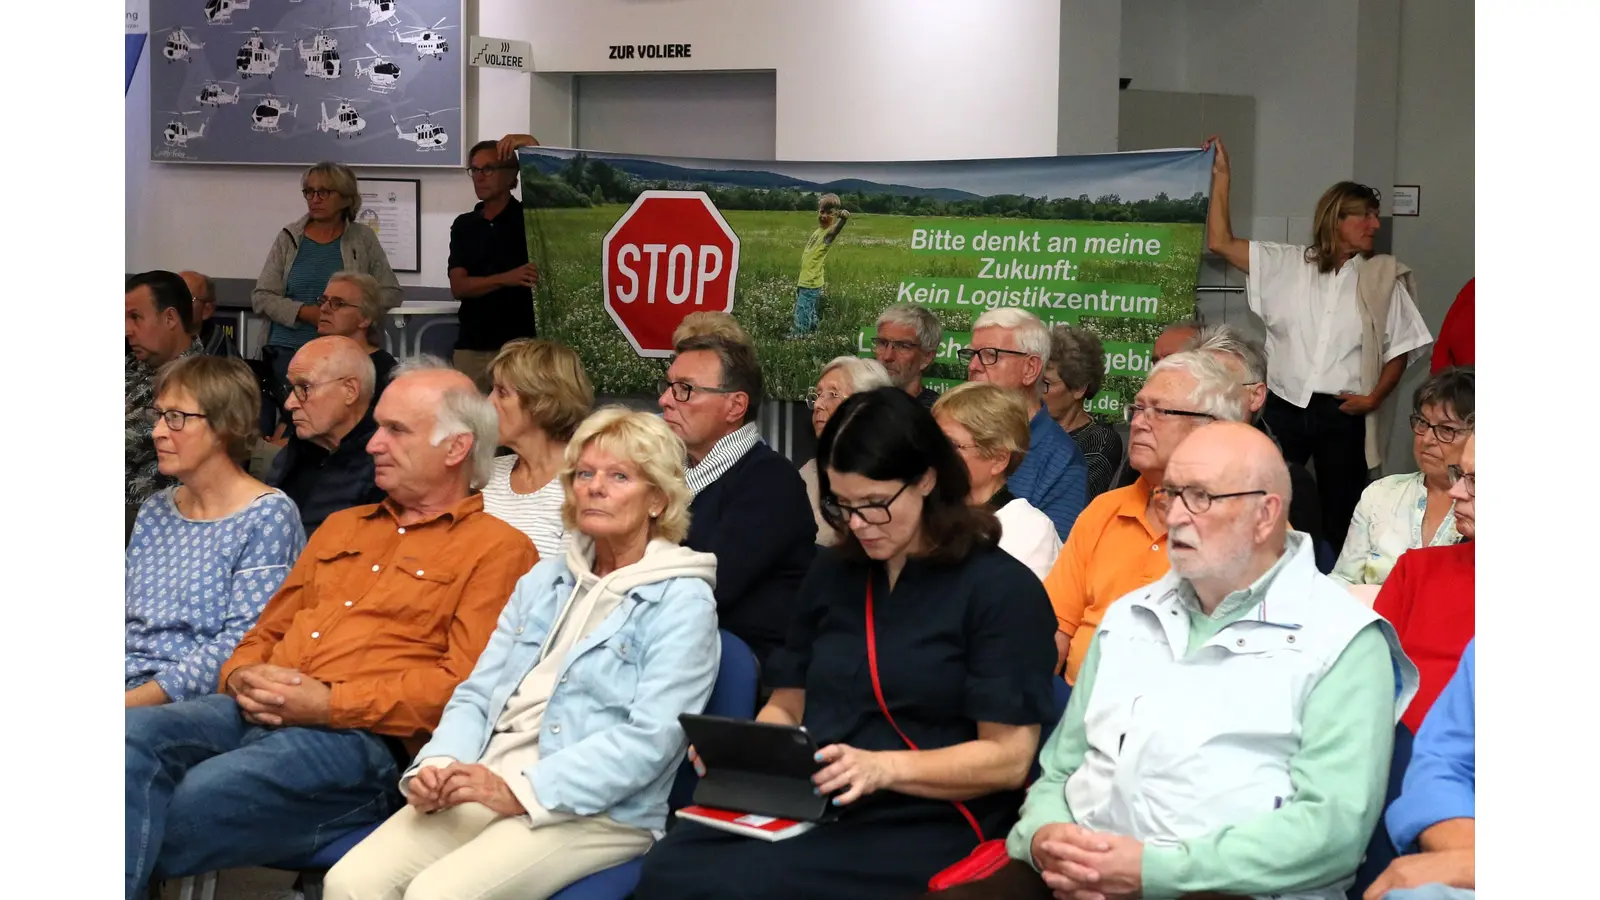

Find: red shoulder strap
<box><xmin>865</xmin><ymin>576</ymin><xmax>986</xmax><ymax>844</ymax></box>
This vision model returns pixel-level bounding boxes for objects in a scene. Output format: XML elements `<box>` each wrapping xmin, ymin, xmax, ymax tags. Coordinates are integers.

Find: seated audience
<box><xmin>933</xmin><ymin>382</ymin><xmax>1062</xmax><ymax>580</ymax></box>
<box><xmin>1043</xmin><ymin>351</ymin><xmax>1249</xmax><ymax>681</ymax></box>
<box><xmin>871</xmin><ymin>303</ymin><xmax>943</xmax><ymax>407</ymax></box>
<box><xmin>1042</xmin><ymin>325</ymin><xmax>1121</xmax><ymax>499</ymax></box>
<box><xmin>1376</xmin><ymin>433</ymin><xmax>1475</xmax><ymax>734</ymax></box>
<box><xmin>660</xmin><ymin>333</ymin><xmax>817</xmax><ymax>667</ymax></box>
<box><xmin>266</xmin><ymin>336</ymin><xmax>385</xmax><ymax>535</ymax></box>
<box><xmin>126</xmin><ymin>356</ymin><xmax>306</xmax><ymax>708</ymax></box>
<box><xmin>179</xmin><ymin>271</ymin><xmax>238</xmax><ymax>359</ymax></box>
<box><xmin>1110</xmin><ymin>320</ymin><xmax>1201</xmax><ymax>491</ymax></box>
<box><xmin>673</xmin><ymin>310</ymin><xmax>751</xmax><ymax>348</ymax></box>
<box><xmin>124</xmin><ymin>359</ymin><xmax>539</xmax><ymax>900</ymax></box>
<box><xmin>962</xmin><ymin>308</ymin><xmax>1089</xmax><ymax>540</ymax></box>
<box><xmin>325</xmin><ymin>408</ymin><xmax>718</xmax><ymax>900</ymax></box>
<box><xmin>482</xmin><ymin>338</ymin><xmax>595</xmax><ymax>559</ymax></box>
<box><xmin>800</xmin><ymin>356</ymin><xmax>895</xmax><ymax>545</ymax></box>
<box><xmin>1333</xmin><ymin>368</ymin><xmax>1472</xmax><ymax>587</ymax></box>
<box><xmin>636</xmin><ymin>387</ymin><xmax>1056</xmax><ymax>900</ymax></box>
<box><xmin>1367</xmin><ymin>640</ymin><xmax>1475</xmax><ymax>900</ymax></box>
<box><xmin>316</xmin><ymin>270</ymin><xmax>400</xmax><ymax>394</ymax></box>
<box><xmin>934</xmin><ymin>422</ymin><xmax>1418</xmax><ymax>900</ymax></box>
<box><xmin>127</xmin><ymin>271</ymin><xmax>203</xmax><ymax>514</ymax></box>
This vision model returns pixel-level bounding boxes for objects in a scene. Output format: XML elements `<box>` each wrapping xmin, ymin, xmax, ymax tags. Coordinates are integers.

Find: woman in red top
<box><xmin>1430</xmin><ymin>278</ymin><xmax>1474</xmax><ymax>373</ymax></box>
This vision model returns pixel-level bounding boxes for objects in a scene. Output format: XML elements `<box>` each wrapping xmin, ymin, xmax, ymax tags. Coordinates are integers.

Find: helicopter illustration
<box><xmin>161</xmin><ymin>111</ymin><xmax>207</xmax><ymax>147</ymax></box>
<box><xmin>161</xmin><ymin>28</ymin><xmax>204</xmax><ymax>62</ymax></box>
<box><xmin>391</xmin><ymin>107</ymin><xmax>457</xmax><ymax>151</ymax></box>
<box><xmin>351</xmin><ymin>44</ymin><xmax>401</xmax><ymax>93</ymax></box>
<box><xmin>203</xmin><ymin>0</ymin><xmax>251</xmax><ymax>26</ymax></box>
<box><xmin>197</xmin><ymin>81</ymin><xmax>241</xmax><ymax>106</ymax></box>
<box><xmin>391</xmin><ymin>17</ymin><xmax>453</xmax><ymax>59</ymax></box>
<box><xmin>249</xmin><ymin>94</ymin><xmax>298</xmax><ymax>132</ymax></box>
<box><xmin>298</xmin><ymin>25</ymin><xmax>357</xmax><ymax>79</ymax></box>
<box><xmin>352</xmin><ymin>0</ymin><xmax>400</xmax><ymax>28</ymax></box>
<box><xmin>235</xmin><ymin>28</ymin><xmax>287</xmax><ymax>78</ymax></box>
<box><xmin>319</xmin><ymin>98</ymin><xmax>368</xmax><ymax>138</ymax></box>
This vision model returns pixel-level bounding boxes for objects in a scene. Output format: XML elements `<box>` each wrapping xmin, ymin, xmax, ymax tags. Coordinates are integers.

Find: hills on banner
<box><xmin>520</xmin><ymin>150</ymin><xmax>1209</xmax><ymax>222</ymax></box>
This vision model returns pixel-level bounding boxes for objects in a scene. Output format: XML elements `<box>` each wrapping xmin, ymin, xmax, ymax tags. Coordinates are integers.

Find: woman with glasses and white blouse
<box><xmin>798</xmin><ymin>356</ymin><xmax>895</xmax><ymax>545</ymax></box>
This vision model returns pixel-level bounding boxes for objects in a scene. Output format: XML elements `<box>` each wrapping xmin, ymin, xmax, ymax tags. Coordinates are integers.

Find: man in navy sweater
<box><xmin>659</xmin><ymin>333</ymin><xmax>817</xmax><ymax>668</ymax></box>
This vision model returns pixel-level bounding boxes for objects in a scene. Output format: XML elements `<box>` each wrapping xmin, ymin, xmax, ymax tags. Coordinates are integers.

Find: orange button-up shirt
<box><xmin>1043</xmin><ymin>477</ymin><xmax>1170</xmax><ymax>684</ymax></box>
<box><xmin>219</xmin><ymin>493</ymin><xmax>538</xmax><ymax>753</ymax></box>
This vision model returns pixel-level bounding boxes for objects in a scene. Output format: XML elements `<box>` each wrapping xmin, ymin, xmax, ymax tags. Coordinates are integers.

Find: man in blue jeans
<box><xmin>124</xmin><ymin>362</ymin><xmax>539</xmax><ymax>899</ymax></box>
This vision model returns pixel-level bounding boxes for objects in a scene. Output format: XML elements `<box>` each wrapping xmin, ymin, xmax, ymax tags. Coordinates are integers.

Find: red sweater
<box><xmin>1430</xmin><ymin>278</ymin><xmax>1474</xmax><ymax>373</ymax></box>
<box><xmin>1374</xmin><ymin>542</ymin><xmax>1475</xmax><ymax>733</ymax></box>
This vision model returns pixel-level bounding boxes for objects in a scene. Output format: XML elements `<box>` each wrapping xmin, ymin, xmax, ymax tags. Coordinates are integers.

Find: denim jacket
<box><xmin>406</xmin><ymin>537</ymin><xmax>720</xmax><ymax>834</ymax></box>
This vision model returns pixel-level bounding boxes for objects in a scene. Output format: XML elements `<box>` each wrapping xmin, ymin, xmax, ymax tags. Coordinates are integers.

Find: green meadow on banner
<box><xmin>518</xmin><ymin>146</ymin><xmax>1211</xmax><ymax>415</ymax></box>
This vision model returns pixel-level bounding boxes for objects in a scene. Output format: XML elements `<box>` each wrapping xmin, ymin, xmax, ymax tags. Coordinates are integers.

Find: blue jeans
<box><xmin>1384</xmin><ymin>887</ymin><xmax>1475</xmax><ymax>900</ymax></box>
<box><xmin>125</xmin><ymin>694</ymin><xmax>403</xmax><ymax>900</ymax></box>
<box><xmin>792</xmin><ymin>286</ymin><xmax>823</xmax><ymax>334</ymax></box>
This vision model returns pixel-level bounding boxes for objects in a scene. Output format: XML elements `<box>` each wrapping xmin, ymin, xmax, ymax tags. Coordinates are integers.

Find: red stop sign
<box><xmin>602</xmin><ymin>191</ymin><xmax>741</xmax><ymax>358</ymax></box>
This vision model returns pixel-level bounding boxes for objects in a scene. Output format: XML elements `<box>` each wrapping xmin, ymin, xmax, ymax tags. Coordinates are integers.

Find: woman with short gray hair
<box><xmin>317</xmin><ymin>270</ymin><xmax>400</xmax><ymax>395</ymax></box>
<box><xmin>799</xmin><ymin>356</ymin><xmax>894</xmax><ymax>545</ymax></box>
<box><xmin>1042</xmin><ymin>324</ymin><xmax>1122</xmax><ymax>499</ymax></box>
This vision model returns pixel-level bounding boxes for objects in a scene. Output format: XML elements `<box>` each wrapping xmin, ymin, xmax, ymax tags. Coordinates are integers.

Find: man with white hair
<box><xmin>932</xmin><ymin>422</ymin><xmax>1417</xmax><ymax>900</ymax></box>
<box><xmin>125</xmin><ymin>357</ymin><xmax>539</xmax><ymax>900</ymax></box>
<box><xmin>872</xmin><ymin>303</ymin><xmax>942</xmax><ymax>407</ymax></box>
<box><xmin>963</xmin><ymin>307</ymin><xmax>1089</xmax><ymax>540</ymax></box>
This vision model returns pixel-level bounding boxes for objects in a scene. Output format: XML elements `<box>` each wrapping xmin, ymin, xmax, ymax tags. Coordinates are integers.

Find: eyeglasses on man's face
<box><xmin>1447</xmin><ymin>465</ymin><xmax>1475</xmax><ymax>498</ymax></box>
<box><xmin>822</xmin><ymin>482</ymin><xmax>911</xmax><ymax>527</ymax></box>
<box><xmin>289</xmin><ymin>379</ymin><xmax>346</xmax><ymax>403</ymax></box>
<box><xmin>1128</xmin><ymin>403</ymin><xmax>1215</xmax><ymax>425</ymax></box>
<box><xmin>1153</xmin><ymin>484</ymin><xmax>1267</xmax><ymax>515</ymax></box>
<box><xmin>467</xmin><ymin>164</ymin><xmax>516</xmax><ymax>177</ymax></box>
<box><xmin>301</xmin><ymin>187</ymin><xmax>337</xmax><ymax>201</ymax></box>
<box><xmin>1410</xmin><ymin>414</ymin><xmax>1471</xmax><ymax>444</ymax></box>
<box><xmin>872</xmin><ymin>337</ymin><xmax>921</xmax><ymax>355</ymax></box>
<box><xmin>145</xmin><ymin>406</ymin><xmax>207</xmax><ymax>431</ymax></box>
<box><xmin>657</xmin><ymin>379</ymin><xmax>738</xmax><ymax>404</ymax></box>
<box><xmin>956</xmin><ymin>346</ymin><xmax>1031</xmax><ymax>368</ymax></box>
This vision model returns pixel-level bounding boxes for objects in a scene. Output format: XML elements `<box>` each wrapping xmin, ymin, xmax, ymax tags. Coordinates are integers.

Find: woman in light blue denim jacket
<box><xmin>325</xmin><ymin>407</ymin><xmax>721</xmax><ymax>900</ymax></box>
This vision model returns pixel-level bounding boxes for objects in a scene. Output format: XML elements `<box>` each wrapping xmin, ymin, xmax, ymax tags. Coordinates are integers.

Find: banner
<box><xmin>518</xmin><ymin>147</ymin><xmax>1210</xmax><ymax>416</ymax></box>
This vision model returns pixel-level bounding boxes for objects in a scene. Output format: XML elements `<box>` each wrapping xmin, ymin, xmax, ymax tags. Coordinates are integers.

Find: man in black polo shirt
<box><xmin>267</xmin><ymin>336</ymin><xmax>385</xmax><ymax>535</ymax></box>
<box><xmin>447</xmin><ymin>138</ymin><xmax>540</xmax><ymax>391</ymax></box>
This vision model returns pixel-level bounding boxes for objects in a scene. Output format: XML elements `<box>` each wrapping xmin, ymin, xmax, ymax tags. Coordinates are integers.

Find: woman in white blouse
<box><xmin>482</xmin><ymin>338</ymin><xmax>595</xmax><ymax>560</ymax></box>
<box><xmin>1331</xmin><ymin>367</ymin><xmax>1473</xmax><ymax>587</ymax></box>
<box><xmin>799</xmin><ymin>356</ymin><xmax>895</xmax><ymax>545</ymax></box>
<box><xmin>932</xmin><ymin>381</ymin><xmax>1062</xmax><ymax>580</ymax></box>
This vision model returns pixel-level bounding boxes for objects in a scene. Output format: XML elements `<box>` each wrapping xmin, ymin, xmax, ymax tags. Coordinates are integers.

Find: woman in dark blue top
<box><xmin>636</xmin><ymin>387</ymin><xmax>1057</xmax><ymax>900</ymax></box>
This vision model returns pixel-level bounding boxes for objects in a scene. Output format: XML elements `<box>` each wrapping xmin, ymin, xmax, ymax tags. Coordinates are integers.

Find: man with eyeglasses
<box><xmin>1373</xmin><ymin>432</ymin><xmax>1474</xmax><ymax>735</ymax></box>
<box><xmin>871</xmin><ymin>303</ymin><xmax>942</xmax><ymax>407</ymax></box>
<box><xmin>659</xmin><ymin>332</ymin><xmax>816</xmax><ymax>669</ymax></box>
<box><xmin>265</xmin><ymin>336</ymin><xmax>386</xmax><ymax>535</ymax></box>
<box><xmin>1042</xmin><ymin>350</ymin><xmax>1250</xmax><ymax>681</ymax></box>
<box><xmin>963</xmin><ymin>307</ymin><xmax>1089</xmax><ymax>541</ymax></box>
<box><xmin>446</xmin><ymin>137</ymin><xmax>543</xmax><ymax>391</ymax></box>
<box><xmin>126</xmin><ymin>271</ymin><xmax>204</xmax><ymax>531</ymax></box>
<box><xmin>939</xmin><ymin>421</ymin><xmax>1417</xmax><ymax>900</ymax></box>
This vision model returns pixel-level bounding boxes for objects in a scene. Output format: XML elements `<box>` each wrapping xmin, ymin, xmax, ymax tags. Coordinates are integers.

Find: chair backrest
<box><xmin>667</xmin><ymin>629</ymin><xmax>760</xmax><ymax>812</ymax></box>
<box><xmin>1347</xmin><ymin>722</ymin><xmax>1415</xmax><ymax>899</ymax></box>
<box><xmin>1313</xmin><ymin>537</ymin><xmax>1337</xmax><ymax>575</ymax></box>
<box><xmin>1029</xmin><ymin>676</ymin><xmax>1073</xmax><ymax>783</ymax></box>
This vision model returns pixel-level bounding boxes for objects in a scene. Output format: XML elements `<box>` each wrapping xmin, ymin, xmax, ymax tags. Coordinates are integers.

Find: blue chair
<box><xmin>1314</xmin><ymin>537</ymin><xmax>1338</xmax><ymax>574</ymax></box>
<box><xmin>1347</xmin><ymin>722</ymin><xmax>1415</xmax><ymax>900</ymax></box>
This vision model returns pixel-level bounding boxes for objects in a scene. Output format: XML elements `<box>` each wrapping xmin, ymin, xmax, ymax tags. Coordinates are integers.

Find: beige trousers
<box><xmin>322</xmin><ymin>803</ymin><xmax>654</xmax><ymax>900</ymax></box>
<box><xmin>452</xmin><ymin>349</ymin><xmax>498</xmax><ymax>394</ymax></box>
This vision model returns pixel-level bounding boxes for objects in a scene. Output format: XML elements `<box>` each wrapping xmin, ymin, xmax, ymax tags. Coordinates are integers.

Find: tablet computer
<box><xmin>678</xmin><ymin>714</ymin><xmax>836</xmax><ymax>823</ymax></box>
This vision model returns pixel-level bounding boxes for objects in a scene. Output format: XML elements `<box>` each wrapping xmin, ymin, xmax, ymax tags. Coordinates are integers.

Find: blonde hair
<box><xmin>672</xmin><ymin>311</ymin><xmax>751</xmax><ymax>349</ymax></box>
<box><xmin>817</xmin><ymin>192</ymin><xmax>842</xmax><ymax>226</ymax></box>
<box><xmin>560</xmin><ymin>407</ymin><xmax>693</xmax><ymax>544</ymax></box>
<box><xmin>931</xmin><ymin>381</ymin><xmax>1031</xmax><ymax>477</ymax></box>
<box><xmin>486</xmin><ymin>339</ymin><xmax>595</xmax><ymax>441</ymax></box>
<box><xmin>302</xmin><ymin>161</ymin><xmax>362</xmax><ymax>222</ymax></box>
<box><xmin>1306</xmin><ymin>181</ymin><xmax>1380</xmax><ymax>273</ymax></box>
<box><xmin>152</xmin><ymin>355</ymin><xmax>262</xmax><ymax>465</ymax></box>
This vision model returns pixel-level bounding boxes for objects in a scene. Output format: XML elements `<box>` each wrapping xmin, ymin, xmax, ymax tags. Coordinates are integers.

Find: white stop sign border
<box><xmin>600</xmin><ymin>190</ymin><xmax>742</xmax><ymax>359</ymax></box>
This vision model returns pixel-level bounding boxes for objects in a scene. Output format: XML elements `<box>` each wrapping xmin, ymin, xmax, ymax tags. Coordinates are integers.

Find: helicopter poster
<box><xmin>149</xmin><ymin>0</ymin><xmax>464</xmax><ymax>166</ymax></box>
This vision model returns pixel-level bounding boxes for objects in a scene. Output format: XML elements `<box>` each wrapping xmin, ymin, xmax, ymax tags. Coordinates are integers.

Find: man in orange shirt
<box><xmin>125</xmin><ymin>359</ymin><xmax>539</xmax><ymax>900</ymax></box>
<box><xmin>1043</xmin><ymin>351</ymin><xmax>1250</xmax><ymax>680</ymax></box>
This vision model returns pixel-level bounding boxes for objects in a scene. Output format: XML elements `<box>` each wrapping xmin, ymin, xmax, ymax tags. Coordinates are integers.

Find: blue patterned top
<box><xmin>1010</xmin><ymin>406</ymin><xmax>1090</xmax><ymax>541</ymax></box>
<box><xmin>125</xmin><ymin>488</ymin><xmax>307</xmax><ymax>701</ymax></box>
<box><xmin>267</xmin><ymin>234</ymin><xmax>343</xmax><ymax>350</ymax></box>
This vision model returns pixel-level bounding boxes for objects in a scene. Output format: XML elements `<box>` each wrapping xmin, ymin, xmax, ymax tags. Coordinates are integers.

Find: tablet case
<box><xmin>678</xmin><ymin>713</ymin><xmax>837</xmax><ymax>823</ymax></box>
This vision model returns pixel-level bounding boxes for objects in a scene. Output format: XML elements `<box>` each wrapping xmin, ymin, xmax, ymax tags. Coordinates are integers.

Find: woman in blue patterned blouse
<box><xmin>125</xmin><ymin>355</ymin><xmax>307</xmax><ymax>707</ymax></box>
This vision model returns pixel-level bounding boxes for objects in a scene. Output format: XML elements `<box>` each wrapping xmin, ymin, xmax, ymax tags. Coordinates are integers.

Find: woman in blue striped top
<box><xmin>251</xmin><ymin>162</ymin><xmax>402</xmax><ymax>436</ymax></box>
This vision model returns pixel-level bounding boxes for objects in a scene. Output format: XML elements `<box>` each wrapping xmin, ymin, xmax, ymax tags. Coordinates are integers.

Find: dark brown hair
<box><xmin>674</xmin><ymin>333</ymin><xmax>764</xmax><ymax>424</ymax></box>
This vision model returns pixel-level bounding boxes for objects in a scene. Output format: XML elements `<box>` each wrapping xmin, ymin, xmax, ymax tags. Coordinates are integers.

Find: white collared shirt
<box><xmin>1247</xmin><ymin>242</ymin><xmax>1432</xmax><ymax>407</ymax></box>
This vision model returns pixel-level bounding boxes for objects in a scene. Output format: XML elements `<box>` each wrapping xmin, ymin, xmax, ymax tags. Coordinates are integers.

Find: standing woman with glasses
<box><xmin>126</xmin><ymin>355</ymin><xmax>306</xmax><ymax>709</ymax></box>
<box><xmin>799</xmin><ymin>356</ymin><xmax>895</xmax><ymax>545</ymax></box>
<box><xmin>252</xmin><ymin>161</ymin><xmax>402</xmax><ymax>438</ymax></box>
<box><xmin>636</xmin><ymin>387</ymin><xmax>1057</xmax><ymax>900</ymax></box>
<box><xmin>1331</xmin><ymin>367</ymin><xmax>1473</xmax><ymax>588</ymax></box>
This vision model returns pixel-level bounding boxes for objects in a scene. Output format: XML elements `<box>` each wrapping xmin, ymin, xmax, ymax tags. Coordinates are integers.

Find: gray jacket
<box><xmin>251</xmin><ymin>215</ymin><xmax>404</xmax><ymax>327</ymax></box>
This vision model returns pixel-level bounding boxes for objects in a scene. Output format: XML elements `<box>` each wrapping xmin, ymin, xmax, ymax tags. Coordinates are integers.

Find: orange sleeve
<box><xmin>1043</xmin><ymin>512</ymin><xmax>1094</xmax><ymax>639</ymax></box>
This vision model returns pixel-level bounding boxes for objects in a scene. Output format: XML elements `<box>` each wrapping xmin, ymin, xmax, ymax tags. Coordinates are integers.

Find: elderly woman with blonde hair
<box><xmin>933</xmin><ymin>381</ymin><xmax>1062</xmax><ymax>579</ymax></box>
<box><xmin>324</xmin><ymin>407</ymin><xmax>721</xmax><ymax>900</ymax></box>
<box><xmin>799</xmin><ymin>355</ymin><xmax>894</xmax><ymax>544</ymax></box>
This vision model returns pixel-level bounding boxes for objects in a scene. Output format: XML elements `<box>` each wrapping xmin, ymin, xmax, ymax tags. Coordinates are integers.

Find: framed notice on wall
<box><xmin>357</xmin><ymin>178</ymin><xmax>421</xmax><ymax>272</ymax></box>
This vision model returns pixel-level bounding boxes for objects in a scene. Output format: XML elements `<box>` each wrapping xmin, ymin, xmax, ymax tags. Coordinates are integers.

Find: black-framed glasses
<box><xmin>871</xmin><ymin>337</ymin><xmax>921</xmax><ymax>354</ymax></box>
<box><xmin>1129</xmin><ymin>403</ymin><xmax>1215</xmax><ymax>424</ymax></box>
<box><xmin>301</xmin><ymin>187</ymin><xmax>337</xmax><ymax>200</ymax></box>
<box><xmin>956</xmin><ymin>346</ymin><xmax>1031</xmax><ymax>367</ymax></box>
<box><xmin>805</xmin><ymin>386</ymin><xmax>847</xmax><ymax>409</ymax></box>
<box><xmin>1410</xmin><ymin>414</ymin><xmax>1471</xmax><ymax>444</ymax></box>
<box><xmin>145</xmin><ymin>406</ymin><xmax>207</xmax><ymax>431</ymax></box>
<box><xmin>467</xmin><ymin>164</ymin><xmax>516</xmax><ymax>177</ymax></box>
<box><xmin>288</xmin><ymin>379</ymin><xmax>344</xmax><ymax>403</ymax></box>
<box><xmin>657</xmin><ymin>379</ymin><xmax>738</xmax><ymax>403</ymax></box>
<box><xmin>822</xmin><ymin>482</ymin><xmax>911</xmax><ymax>527</ymax></box>
<box><xmin>1447</xmin><ymin>465</ymin><xmax>1475</xmax><ymax>498</ymax></box>
<box><xmin>316</xmin><ymin>295</ymin><xmax>355</xmax><ymax>312</ymax></box>
<box><xmin>1154</xmin><ymin>484</ymin><xmax>1267</xmax><ymax>515</ymax></box>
